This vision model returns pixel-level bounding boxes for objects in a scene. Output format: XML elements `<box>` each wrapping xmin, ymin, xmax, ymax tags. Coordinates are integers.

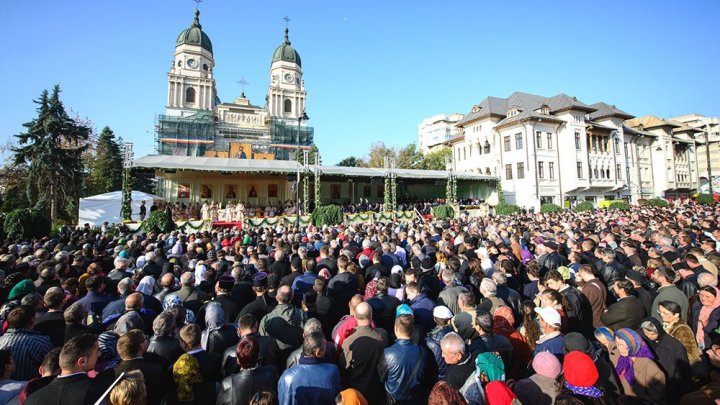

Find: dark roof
<box><xmin>456</xmin><ymin>97</ymin><xmax>507</xmax><ymax>126</ymax></box>
<box><xmin>588</xmin><ymin>102</ymin><xmax>634</xmax><ymax>120</ymax></box>
<box><xmin>586</xmin><ymin>121</ymin><xmax>617</xmax><ymax>131</ymax></box>
<box><xmin>546</xmin><ymin>93</ymin><xmax>596</xmax><ymax>113</ymax></box>
<box><xmin>176</xmin><ymin>10</ymin><xmax>213</xmax><ymax>53</ymax></box>
<box><xmin>495</xmin><ymin>110</ymin><xmax>564</xmax><ymax>128</ymax></box>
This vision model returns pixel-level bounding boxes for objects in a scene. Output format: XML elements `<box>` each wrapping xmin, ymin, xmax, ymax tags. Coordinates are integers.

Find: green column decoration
<box><xmin>390</xmin><ymin>176</ymin><xmax>397</xmax><ymax>213</ymax></box>
<box><xmin>303</xmin><ymin>172</ymin><xmax>310</xmax><ymax>215</ymax></box>
<box><xmin>121</xmin><ymin>167</ymin><xmax>132</xmax><ymax>221</ymax></box>
<box><xmin>314</xmin><ymin>168</ymin><xmax>321</xmax><ymax>207</ymax></box>
<box><xmin>496</xmin><ymin>179</ymin><xmax>505</xmax><ymax>205</ymax></box>
<box><xmin>384</xmin><ymin>178</ymin><xmax>391</xmax><ymax>212</ymax></box>
<box><xmin>451</xmin><ymin>175</ymin><xmax>458</xmax><ymax>205</ymax></box>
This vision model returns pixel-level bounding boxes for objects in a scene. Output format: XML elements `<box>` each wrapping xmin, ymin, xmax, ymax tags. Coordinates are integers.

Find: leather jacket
<box><xmin>216</xmin><ymin>365</ymin><xmax>278</xmax><ymax>405</ymax></box>
<box><xmin>379</xmin><ymin>339</ymin><xmax>426</xmax><ymax>403</ymax></box>
<box><xmin>599</xmin><ymin>260</ymin><xmax>626</xmax><ymax>287</ymax></box>
<box><xmin>425</xmin><ymin>325</ymin><xmax>453</xmax><ymax>379</ymax></box>
<box><xmin>146</xmin><ymin>334</ymin><xmax>184</xmax><ymax>366</ymax></box>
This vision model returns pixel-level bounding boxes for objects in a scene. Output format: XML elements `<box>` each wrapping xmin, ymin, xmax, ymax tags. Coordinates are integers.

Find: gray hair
<box><xmin>153</xmin><ymin>311</ymin><xmax>176</xmax><ymax>336</ymax></box>
<box><xmin>64</xmin><ymin>302</ymin><xmax>86</xmax><ymax>324</ymax></box>
<box><xmin>180</xmin><ymin>272</ymin><xmax>195</xmax><ymax>287</ymax></box>
<box><xmin>440</xmin><ymin>332</ymin><xmax>465</xmax><ymax>355</ymax></box>
<box><xmin>640</xmin><ymin>320</ymin><xmax>658</xmax><ymax>334</ymax></box>
<box><xmin>21</xmin><ymin>292</ymin><xmax>43</xmax><ymax>307</ymax></box>
<box><xmin>118</xmin><ymin>278</ymin><xmax>135</xmax><ymax>294</ymax></box>
<box><xmin>302</xmin><ymin>331</ymin><xmax>326</xmax><ymax>358</ymax></box>
<box><xmin>492</xmin><ymin>271</ymin><xmax>508</xmax><ymax>286</ymax></box>
<box><xmin>303</xmin><ymin>318</ymin><xmax>323</xmax><ymax>335</ymax></box>
<box><xmin>441</xmin><ymin>269</ymin><xmax>455</xmax><ymax>285</ymax></box>
<box><xmin>480</xmin><ymin>278</ymin><xmax>497</xmax><ymax>297</ymax></box>
<box><xmin>698</xmin><ymin>272</ymin><xmax>718</xmax><ymax>288</ymax></box>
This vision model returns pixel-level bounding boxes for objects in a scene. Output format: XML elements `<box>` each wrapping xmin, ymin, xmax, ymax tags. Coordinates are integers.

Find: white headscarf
<box><xmin>136</xmin><ymin>275</ymin><xmax>156</xmax><ymax>296</ymax></box>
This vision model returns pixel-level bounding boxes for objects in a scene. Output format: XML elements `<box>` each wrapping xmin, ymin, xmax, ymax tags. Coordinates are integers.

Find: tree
<box><xmin>294</xmin><ymin>144</ymin><xmax>320</xmax><ymax>164</ymax></box>
<box><xmin>420</xmin><ymin>146</ymin><xmax>452</xmax><ymax>170</ymax></box>
<box><xmin>86</xmin><ymin>126</ymin><xmax>123</xmax><ymax>195</ymax></box>
<box><xmin>0</xmin><ymin>162</ymin><xmax>32</xmax><ymax>212</ymax></box>
<box><xmin>12</xmin><ymin>85</ymin><xmax>90</xmax><ymax>225</ymax></box>
<box><xmin>366</xmin><ymin>142</ymin><xmax>396</xmax><ymax>168</ymax></box>
<box><xmin>336</xmin><ymin>156</ymin><xmax>363</xmax><ymax>167</ymax></box>
<box><xmin>396</xmin><ymin>143</ymin><xmax>423</xmax><ymax>169</ymax></box>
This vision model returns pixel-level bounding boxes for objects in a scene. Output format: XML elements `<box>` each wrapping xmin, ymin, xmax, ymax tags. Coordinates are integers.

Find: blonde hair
<box><xmin>109</xmin><ymin>370</ymin><xmax>146</xmax><ymax>405</ymax></box>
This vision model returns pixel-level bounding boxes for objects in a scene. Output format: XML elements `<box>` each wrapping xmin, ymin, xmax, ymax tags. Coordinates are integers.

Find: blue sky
<box><xmin>1</xmin><ymin>0</ymin><xmax>719</xmax><ymax>165</ymax></box>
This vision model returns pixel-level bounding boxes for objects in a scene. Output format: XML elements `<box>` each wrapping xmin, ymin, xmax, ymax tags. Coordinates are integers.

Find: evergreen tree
<box><xmin>87</xmin><ymin>126</ymin><xmax>123</xmax><ymax>194</ymax></box>
<box><xmin>12</xmin><ymin>85</ymin><xmax>90</xmax><ymax>225</ymax></box>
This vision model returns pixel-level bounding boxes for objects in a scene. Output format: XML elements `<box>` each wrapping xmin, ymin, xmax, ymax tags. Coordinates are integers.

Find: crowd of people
<box><xmin>0</xmin><ymin>200</ymin><xmax>719</xmax><ymax>404</ymax></box>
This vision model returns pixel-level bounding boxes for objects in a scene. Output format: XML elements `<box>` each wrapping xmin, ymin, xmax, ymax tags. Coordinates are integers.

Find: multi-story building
<box><xmin>156</xmin><ymin>9</ymin><xmax>314</xmax><ymax>160</ymax></box>
<box><xmin>418</xmin><ymin>113</ymin><xmax>464</xmax><ymax>153</ymax></box>
<box><xmin>669</xmin><ymin>114</ymin><xmax>720</xmax><ymax>185</ymax></box>
<box><xmin>450</xmin><ymin>91</ymin><xmax>702</xmax><ymax>210</ymax></box>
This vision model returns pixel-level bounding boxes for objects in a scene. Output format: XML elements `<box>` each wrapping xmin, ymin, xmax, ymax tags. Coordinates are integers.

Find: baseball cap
<box><xmin>534</xmin><ymin>306</ymin><xmax>562</xmax><ymax>328</ymax></box>
<box><xmin>396</xmin><ymin>304</ymin><xmax>413</xmax><ymax>318</ymax></box>
<box><xmin>433</xmin><ymin>305</ymin><xmax>453</xmax><ymax>319</ymax></box>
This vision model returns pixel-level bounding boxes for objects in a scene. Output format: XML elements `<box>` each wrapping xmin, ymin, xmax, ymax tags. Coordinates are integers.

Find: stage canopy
<box><xmin>78</xmin><ymin>190</ymin><xmax>163</xmax><ymax>226</ymax></box>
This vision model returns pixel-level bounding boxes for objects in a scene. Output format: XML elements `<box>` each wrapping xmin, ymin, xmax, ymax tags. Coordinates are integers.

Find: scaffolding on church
<box><xmin>269</xmin><ymin>118</ymin><xmax>315</xmax><ymax>160</ymax></box>
<box><xmin>155</xmin><ymin>112</ymin><xmax>216</xmax><ymax>156</ymax></box>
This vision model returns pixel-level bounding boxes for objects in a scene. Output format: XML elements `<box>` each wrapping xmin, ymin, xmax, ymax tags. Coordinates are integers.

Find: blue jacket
<box><xmin>533</xmin><ymin>333</ymin><xmax>565</xmax><ymax>360</ymax></box>
<box><xmin>278</xmin><ymin>357</ymin><xmax>341</xmax><ymax>405</ymax></box>
<box><xmin>425</xmin><ymin>325</ymin><xmax>453</xmax><ymax>379</ymax></box>
<box><xmin>409</xmin><ymin>293</ymin><xmax>436</xmax><ymax>334</ymax></box>
<box><xmin>291</xmin><ymin>271</ymin><xmax>317</xmax><ymax>306</ymax></box>
<box><xmin>379</xmin><ymin>339</ymin><xmax>426</xmax><ymax>404</ymax></box>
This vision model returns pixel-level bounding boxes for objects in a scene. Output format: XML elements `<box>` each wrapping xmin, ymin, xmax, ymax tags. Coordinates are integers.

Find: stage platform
<box><xmin>211</xmin><ymin>221</ymin><xmax>244</xmax><ymax>229</ymax></box>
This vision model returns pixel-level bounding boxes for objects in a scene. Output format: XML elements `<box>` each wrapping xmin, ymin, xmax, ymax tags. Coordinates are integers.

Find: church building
<box><xmin>156</xmin><ymin>9</ymin><xmax>313</xmax><ymax>160</ymax></box>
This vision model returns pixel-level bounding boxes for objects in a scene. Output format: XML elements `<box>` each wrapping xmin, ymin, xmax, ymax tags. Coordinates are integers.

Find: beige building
<box><xmin>669</xmin><ymin>114</ymin><xmax>720</xmax><ymax>184</ymax></box>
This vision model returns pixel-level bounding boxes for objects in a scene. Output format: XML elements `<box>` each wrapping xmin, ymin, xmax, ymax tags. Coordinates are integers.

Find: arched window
<box><xmin>284</xmin><ymin>99</ymin><xmax>292</xmax><ymax>113</ymax></box>
<box><xmin>185</xmin><ymin>87</ymin><xmax>196</xmax><ymax>103</ymax></box>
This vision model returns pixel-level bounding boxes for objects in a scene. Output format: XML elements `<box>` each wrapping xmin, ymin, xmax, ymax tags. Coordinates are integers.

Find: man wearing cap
<box><xmin>533</xmin><ymin>306</ymin><xmax>565</xmax><ymax>359</ymax></box>
<box><xmin>425</xmin><ymin>305</ymin><xmax>454</xmax><ymax>380</ymax></box>
<box><xmin>379</xmin><ymin>312</ymin><xmax>428</xmax><ymax>404</ymax></box>
<box><xmin>196</xmin><ymin>275</ymin><xmax>240</xmax><ymax>329</ymax></box>
<box><xmin>538</xmin><ymin>241</ymin><xmax>568</xmax><ymax>276</ymax></box>
<box><xmin>417</xmin><ymin>257</ymin><xmax>441</xmax><ymax>301</ymax></box>
<box><xmin>651</xmin><ymin>266</ymin><xmax>689</xmax><ymax>322</ymax></box>
<box><xmin>237</xmin><ymin>272</ymin><xmax>276</xmax><ymax>323</ymax></box>
<box><xmin>34</xmin><ymin>266</ymin><xmax>60</xmax><ymax>296</ymax></box>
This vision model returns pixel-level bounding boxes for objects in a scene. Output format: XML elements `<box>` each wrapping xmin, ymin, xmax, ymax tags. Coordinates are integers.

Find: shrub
<box><xmin>432</xmin><ymin>204</ymin><xmax>455</xmax><ymax>219</ymax></box>
<box><xmin>637</xmin><ymin>199</ymin><xmax>649</xmax><ymax>206</ymax></box>
<box><xmin>608</xmin><ymin>201</ymin><xmax>631</xmax><ymax>211</ymax></box>
<box><xmin>647</xmin><ymin>198</ymin><xmax>668</xmax><ymax>207</ymax></box>
<box><xmin>573</xmin><ymin>201</ymin><xmax>594</xmax><ymax>212</ymax></box>
<box><xmin>495</xmin><ymin>203</ymin><xmax>520</xmax><ymax>216</ymax></box>
<box><xmin>140</xmin><ymin>210</ymin><xmax>176</xmax><ymax>234</ymax></box>
<box><xmin>311</xmin><ymin>205</ymin><xmax>343</xmax><ymax>226</ymax></box>
<box><xmin>696</xmin><ymin>194</ymin><xmax>715</xmax><ymax>206</ymax></box>
<box><xmin>3</xmin><ymin>208</ymin><xmax>51</xmax><ymax>240</ymax></box>
<box><xmin>540</xmin><ymin>203</ymin><xmax>562</xmax><ymax>213</ymax></box>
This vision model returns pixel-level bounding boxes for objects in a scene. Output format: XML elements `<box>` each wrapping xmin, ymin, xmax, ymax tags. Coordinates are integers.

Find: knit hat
<box><xmin>563</xmin><ymin>351</ymin><xmax>603</xmax><ymax>398</ymax></box>
<box><xmin>475</xmin><ymin>352</ymin><xmax>505</xmax><ymax>383</ymax></box>
<box><xmin>532</xmin><ymin>351</ymin><xmax>562</xmax><ymax>379</ymax></box>
<box><xmin>8</xmin><ymin>279</ymin><xmax>35</xmax><ymax>301</ymax></box>
<box><xmin>421</xmin><ymin>257</ymin><xmax>434</xmax><ymax>272</ymax></box>
<box><xmin>484</xmin><ymin>381</ymin><xmax>519</xmax><ymax>405</ymax></box>
<box><xmin>563</xmin><ymin>332</ymin><xmax>594</xmax><ymax>355</ymax></box>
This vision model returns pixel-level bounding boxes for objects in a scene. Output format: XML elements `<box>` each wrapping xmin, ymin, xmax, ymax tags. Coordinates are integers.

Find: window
<box><xmin>504</xmin><ymin>136</ymin><xmax>511</xmax><ymax>152</ymax></box>
<box><xmin>536</xmin><ymin>131</ymin><xmax>543</xmax><ymax>148</ymax></box>
<box><xmin>575</xmin><ymin>132</ymin><xmax>581</xmax><ymax>149</ymax></box>
<box><xmin>517</xmin><ymin>162</ymin><xmax>525</xmax><ymax>179</ymax></box>
<box><xmin>515</xmin><ymin>133</ymin><xmax>523</xmax><ymax>149</ymax></box>
<box><xmin>505</xmin><ymin>164</ymin><xmax>513</xmax><ymax>179</ymax></box>
<box><xmin>605</xmin><ymin>169</ymin><xmax>610</xmax><ymax>179</ymax></box>
<box><xmin>484</xmin><ymin>142</ymin><xmax>491</xmax><ymax>154</ymax></box>
<box><xmin>594</xmin><ymin>168</ymin><xmax>599</xmax><ymax>179</ymax></box>
<box><xmin>614</xmin><ymin>138</ymin><xmax>620</xmax><ymax>153</ymax></box>
<box><xmin>577</xmin><ymin>161</ymin><xmax>583</xmax><ymax>178</ymax></box>
<box><xmin>602</xmin><ymin>138</ymin><xmax>609</xmax><ymax>152</ymax></box>
<box><xmin>616</xmin><ymin>164</ymin><xmax>622</xmax><ymax>179</ymax></box>
<box><xmin>463</xmin><ymin>147</ymin><xmax>467</xmax><ymax>160</ymax></box>
<box><xmin>185</xmin><ymin>87</ymin><xmax>196</xmax><ymax>103</ymax></box>
<box><xmin>284</xmin><ymin>99</ymin><xmax>292</xmax><ymax>113</ymax></box>
<box><xmin>547</xmin><ymin>133</ymin><xmax>553</xmax><ymax>149</ymax></box>
<box><xmin>538</xmin><ymin>161</ymin><xmax>545</xmax><ymax>178</ymax></box>
<box><xmin>477</xmin><ymin>143</ymin><xmax>482</xmax><ymax>155</ymax></box>
<box><xmin>549</xmin><ymin>162</ymin><xmax>555</xmax><ymax>178</ymax></box>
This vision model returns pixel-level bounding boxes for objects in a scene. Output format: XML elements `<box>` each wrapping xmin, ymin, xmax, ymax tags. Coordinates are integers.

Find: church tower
<box><xmin>267</xmin><ymin>27</ymin><xmax>306</xmax><ymax>120</ymax></box>
<box><xmin>166</xmin><ymin>9</ymin><xmax>217</xmax><ymax>116</ymax></box>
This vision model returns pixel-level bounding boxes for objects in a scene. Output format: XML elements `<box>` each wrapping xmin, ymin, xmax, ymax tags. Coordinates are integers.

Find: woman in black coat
<box><xmin>639</xmin><ymin>316</ymin><xmax>693</xmax><ymax>403</ymax></box>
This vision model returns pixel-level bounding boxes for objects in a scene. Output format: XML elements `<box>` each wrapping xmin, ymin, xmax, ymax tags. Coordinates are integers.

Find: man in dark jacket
<box><xmin>538</xmin><ymin>241</ymin><xmax>568</xmax><ymax>276</ymax></box>
<box><xmin>113</xmin><ymin>330</ymin><xmax>170</xmax><ymax>405</ymax></box>
<box><xmin>379</xmin><ymin>314</ymin><xmax>427</xmax><ymax>404</ymax></box>
<box><xmin>217</xmin><ymin>336</ymin><xmax>278</xmax><ymax>405</ymax></box>
<box><xmin>170</xmin><ymin>272</ymin><xmax>210</xmax><ymax>314</ymax></box>
<box><xmin>222</xmin><ymin>314</ymin><xmax>279</xmax><ymax>376</ymax></box>
<box><xmin>601</xmin><ymin>280</ymin><xmax>645</xmax><ymax>331</ymax></box>
<box><xmin>278</xmin><ymin>331</ymin><xmax>341</xmax><ymax>405</ymax></box>
<box><xmin>598</xmin><ymin>248</ymin><xmax>626</xmax><ymax>295</ymax></box>
<box><xmin>25</xmin><ymin>334</ymin><xmax>110</xmax><ymax>405</ymax></box>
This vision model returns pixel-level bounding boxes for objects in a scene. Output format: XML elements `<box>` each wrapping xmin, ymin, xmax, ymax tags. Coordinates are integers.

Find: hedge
<box><xmin>540</xmin><ymin>203</ymin><xmax>562</xmax><ymax>213</ymax></box>
<box><xmin>495</xmin><ymin>204</ymin><xmax>520</xmax><ymax>216</ymax></box>
<box><xmin>141</xmin><ymin>210</ymin><xmax>176</xmax><ymax>234</ymax></box>
<box><xmin>573</xmin><ymin>201</ymin><xmax>595</xmax><ymax>212</ymax></box>
<box><xmin>696</xmin><ymin>194</ymin><xmax>715</xmax><ymax>206</ymax></box>
<box><xmin>311</xmin><ymin>205</ymin><xmax>343</xmax><ymax>226</ymax></box>
<box><xmin>432</xmin><ymin>204</ymin><xmax>455</xmax><ymax>219</ymax></box>
<box><xmin>647</xmin><ymin>198</ymin><xmax>669</xmax><ymax>207</ymax></box>
<box><xmin>3</xmin><ymin>208</ymin><xmax>51</xmax><ymax>240</ymax></box>
<box><xmin>608</xmin><ymin>201</ymin><xmax>631</xmax><ymax>211</ymax></box>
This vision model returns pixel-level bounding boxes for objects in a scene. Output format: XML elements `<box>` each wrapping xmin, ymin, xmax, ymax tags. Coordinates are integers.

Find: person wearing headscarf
<box><xmin>460</xmin><ymin>352</ymin><xmax>518</xmax><ymax>405</ymax></box>
<box><xmin>492</xmin><ymin>306</ymin><xmax>532</xmax><ymax>379</ymax></box>
<box><xmin>200</xmin><ymin>302</ymin><xmax>238</xmax><ymax>357</ymax></box>
<box><xmin>428</xmin><ymin>381</ymin><xmax>467</xmax><ymax>405</ymax></box>
<box><xmin>171</xmin><ymin>353</ymin><xmax>204</xmax><ymax>404</ymax></box>
<box><xmin>639</xmin><ymin>317</ymin><xmax>693</xmax><ymax>403</ymax></box>
<box><xmin>94</xmin><ymin>331</ymin><xmax>121</xmax><ymax>372</ymax></box>
<box><xmin>560</xmin><ymin>351</ymin><xmax>610</xmax><ymax>403</ymax></box>
<box><xmin>611</xmin><ymin>328</ymin><xmax>666</xmax><ymax>403</ymax></box>
<box><xmin>692</xmin><ymin>285</ymin><xmax>720</xmax><ymax>350</ymax></box>
<box><xmin>136</xmin><ymin>275</ymin><xmax>155</xmax><ymax>296</ymax></box>
<box><xmin>163</xmin><ymin>294</ymin><xmax>196</xmax><ymax>326</ymax></box>
<box><xmin>512</xmin><ymin>351</ymin><xmax>561</xmax><ymax>405</ymax></box>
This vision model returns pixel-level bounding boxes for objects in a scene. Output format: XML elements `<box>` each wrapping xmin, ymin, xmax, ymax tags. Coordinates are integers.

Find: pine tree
<box><xmin>87</xmin><ymin>126</ymin><xmax>123</xmax><ymax>194</ymax></box>
<box><xmin>13</xmin><ymin>85</ymin><xmax>90</xmax><ymax>225</ymax></box>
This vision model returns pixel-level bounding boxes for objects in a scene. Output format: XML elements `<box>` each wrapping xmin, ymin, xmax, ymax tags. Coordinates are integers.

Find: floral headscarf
<box><xmin>493</xmin><ymin>306</ymin><xmax>515</xmax><ymax>335</ymax></box>
<box><xmin>475</xmin><ymin>352</ymin><xmax>505</xmax><ymax>383</ymax></box>
<box><xmin>173</xmin><ymin>353</ymin><xmax>203</xmax><ymax>401</ymax></box>
<box><xmin>163</xmin><ymin>294</ymin><xmax>196</xmax><ymax>324</ymax></box>
<box><xmin>614</xmin><ymin>328</ymin><xmax>655</xmax><ymax>386</ymax></box>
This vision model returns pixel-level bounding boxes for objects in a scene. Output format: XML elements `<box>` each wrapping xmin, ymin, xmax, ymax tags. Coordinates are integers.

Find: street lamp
<box><xmin>296</xmin><ymin>110</ymin><xmax>309</xmax><ymax>228</ymax></box>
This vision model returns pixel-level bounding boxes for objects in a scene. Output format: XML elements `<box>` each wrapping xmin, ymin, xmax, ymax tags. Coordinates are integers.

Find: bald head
<box><xmin>698</xmin><ymin>272</ymin><xmax>718</xmax><ymax>288</ymax></box>
<box><xmin>348</xmin><ymin>294</ymin><xmax>363</xmax><ymax>315</ymax></box>
<box><xmin>160</xmin><ymin>273</ymin><xmax>174</xmax><ymax>288</ymax></box>
<box><xmin>276</xmin><ymin>285</ymin><xmax>292</xmax><ymax>304</ymax></box>
<box><xmin>355</xmin><ymin>302</ymin><xmax>372</xmax><ymax>325</ymax></box>
<box><xmin>125</xmin><ymin>292</ymin><xmax>144</xmax><ymax>311</ymax></box>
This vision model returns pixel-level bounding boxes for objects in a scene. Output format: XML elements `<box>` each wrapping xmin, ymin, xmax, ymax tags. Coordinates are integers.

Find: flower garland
<box><xmin>391</xmin><ymin>176</ymin><xmax>397</xmax><ymax>213</ymax></box>
<box><xmin>121</xmin><ymin>167</ymin><xmax>132</xmax><ymax>221</ymax></box>
<box><xmin>384</xmin><ymin>178</ymin><xmax>391</xmax><ymax>212</ymax></box>
<box><xmin>446</xmin><ymin>174</ymin><xmax>458</xmax><ymax>205</ymax></box>
<box><xmin>302</xmin><ymin>172</ymin><xmax>310</xmax><ymax>215</ymax></box>
<box><xmin>314</xmin><ymin>169</ymin><xmax>321</xmax><ymax>208</ymax></box>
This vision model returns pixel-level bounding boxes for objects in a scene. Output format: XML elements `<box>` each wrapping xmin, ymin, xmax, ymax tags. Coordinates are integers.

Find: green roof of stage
<box><xmin>133</xmin><ymin>155</ymin><xmax>497</xmax><ymax>181</ymax></box>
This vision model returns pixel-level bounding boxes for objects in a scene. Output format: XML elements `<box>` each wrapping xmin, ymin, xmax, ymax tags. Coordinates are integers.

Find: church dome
<box><xmin>176</xmin><ymin>10</ymin><xmax>213</xmax><ymax>53</ymax></box>
<box><xmin>272</xmin><ymin>28</ymin><xmax>301</xmax><ymax>67</ymax></box>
